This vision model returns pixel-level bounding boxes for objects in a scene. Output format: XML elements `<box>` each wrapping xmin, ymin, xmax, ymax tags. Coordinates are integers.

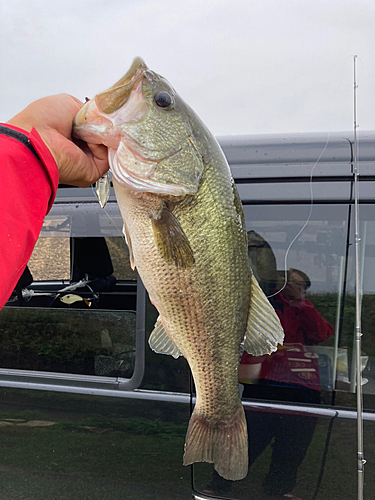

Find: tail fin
<box><xmin>183</xmin><ymin>404</ymin><xmax>248</xmax><ymax>481</ymax></box>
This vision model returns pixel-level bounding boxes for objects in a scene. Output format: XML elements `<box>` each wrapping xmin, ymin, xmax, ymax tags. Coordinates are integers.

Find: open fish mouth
<box><xmin>73</xmin><ymin>74</ymin><xmax>148</xmax><ymax>149</ymax></box>
<box><xmin>95</xmin><ymin>57</ymin><xmax>148</xmax><ymax>115</ymax></box>
<box><xmin>73</xmin><ymin>57</ymin><xmax>201</xmax><ymax>197</ymax></box>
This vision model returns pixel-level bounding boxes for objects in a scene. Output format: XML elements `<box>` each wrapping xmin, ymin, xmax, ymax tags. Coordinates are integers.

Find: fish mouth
<box><xmin>74</xmin><ymin>59</ymin><xmax>159</xmax><ymax>150</ymax></box>
<box><xmin>74</xmin><ymin>57</ymin><xmax>197</xmax><ymax>197</ymax></box>
<box><xmin>73</xmin><ymin>57</ymin><xmax>148</xmax><ymax>146</ymax></box>
<box><xmin>95</xmin><ymin>57</ymin><xmax>147</xmax><ymax>115</ymax></box>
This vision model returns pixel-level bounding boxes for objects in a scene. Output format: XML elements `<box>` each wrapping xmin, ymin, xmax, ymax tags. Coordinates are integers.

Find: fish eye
<box><xmin>154</xmin><ymin>91</ymin><xmax>173</xmax><ymax>109</ymax></box>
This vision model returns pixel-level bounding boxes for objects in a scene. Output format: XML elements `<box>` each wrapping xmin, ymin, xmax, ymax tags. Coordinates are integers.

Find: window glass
<box><xmin>29</xmin><ymin>211</ymin><xmax>136</xmax><ymax>283</ymax></box>
<box><xmin>0</xmin><ymin>308</ymin><xmax>136</xmax><ymax>378</ymax></box>
<box><xmin>2</xmin><ymin>207</ymin><xmax>138</xmax><ymax>379</ymax></box>
<box><xmin>46</xmin><ymin>201</ymin><xmax>124</xmax><ymax>238</ymax></box>
<box><xmin>105</xmin><ymin>237</ymin><xmax>137</xmax><ymax>281</ymax></box>
<box><xmin>28</xmin><ymin>216</ymin><xmax>70</xmax><ymax>281</ymax></box>
<box><xmin>28</xmin><ymin>237</ymin><xmax>70</xmax><ymax>281</ymax></box>
<box><xmin>194</xmin><ymin>202</ymin><xmax>371</xmax><ymax>500</ymax></box>
<box><xmin>347</xmin><ymin>206</ymin><xmax>375</xmax><ymax>401</ymax></box>
<box><xmin>241</xmin><ymin>204</ymin><xmax>349</xmax><ymax>399</ymax></box>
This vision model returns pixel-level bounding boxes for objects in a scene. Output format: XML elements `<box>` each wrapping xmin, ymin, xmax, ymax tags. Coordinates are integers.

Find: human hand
<box><xmin>7</xmin><ymin>94</ymin><xmax>109</xmax><ymax>187</ymax></box>
<box><xmin>282</xmin><ymin>280</ymin><xmax>304</xmax><ymax>302</ymax></box>
<box><xmin>279</xmin><ymin>268</ymin><xmax>309</xmax><ymax>307</ymax></box>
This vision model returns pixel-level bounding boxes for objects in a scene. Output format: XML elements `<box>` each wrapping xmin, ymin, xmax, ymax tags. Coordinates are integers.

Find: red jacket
<box><xmin>241</xmin><ymin>292</ymin><xmax>334</xmax><ymax>391</ymax></box>
<box><xmin>0</xmin><ymin>124</ymin><xmax>59</xmax><ymax>309</ymax></box>
<box><xmin>271</xmin><ymin>292</ymin><xmax>334</xmax><ymax>345</ymax></box>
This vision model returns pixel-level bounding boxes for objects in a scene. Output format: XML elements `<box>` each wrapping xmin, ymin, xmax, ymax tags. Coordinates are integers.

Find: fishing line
<box><xmin>266</xmin><ymin>56</ymin><xmax>357</xmax><ymax>299</ymax></box>
<box><xmin>267</xmin><ymin>132</ymin><xmax>331</xmax><ymax>299</ymax></box>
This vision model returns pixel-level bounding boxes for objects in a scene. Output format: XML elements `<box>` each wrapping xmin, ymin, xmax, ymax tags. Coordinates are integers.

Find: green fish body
<box><xmin>73</xmin><ymin>58</ymin><xmax>284</xmax><ymax>480</ymax></box>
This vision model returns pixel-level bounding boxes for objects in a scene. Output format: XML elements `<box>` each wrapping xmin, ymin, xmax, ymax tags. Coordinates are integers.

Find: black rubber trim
<box><xmin>0</xmin><ymin>125</ymin><xmax>40</xmax><ymax>161</ymax></box>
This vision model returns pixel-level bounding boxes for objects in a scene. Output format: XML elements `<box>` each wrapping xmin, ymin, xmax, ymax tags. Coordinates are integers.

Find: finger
<box><xmin>87</xmin><ymin>142</ymin><xmax>109</xmax><ymax>161</ymax></box>
<box><xmin>70</xmin><ymin>146</ymin><xmax>109</xmax><ymax>187</ymax></box>
<box><xmin>87</xmin><ymin>143</ymin><xmax>110</xmax><ymax>178</ymax></box>
<box><xmin>69</xmin><ymin>95</ymin><xmax>85</xmax><ymax>107</ymax></box>
<box><xmin>92</xmin><ymin>155</ymin><xmax>110</xmax><ymax>179</ymax></box>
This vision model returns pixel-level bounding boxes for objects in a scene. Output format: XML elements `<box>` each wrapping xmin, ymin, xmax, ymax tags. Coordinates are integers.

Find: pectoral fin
<box><xmin>149</xmin><ymin>316</ymin><xmax>182</xmax><ymax>359</ymax></box>
<box><xmin>152</xmin><ymin>206</ymin><xmax>195</xmax><ymax>268</ymax></box>
<box><xmin>243</xmin><ymin>270</ymin><xmax>284</xmax><ymax>356</ymax></box>
<box><xmin>122</xmin><ymin>223</ymin><xmax>135</xmax><ymax>270</ymax></box>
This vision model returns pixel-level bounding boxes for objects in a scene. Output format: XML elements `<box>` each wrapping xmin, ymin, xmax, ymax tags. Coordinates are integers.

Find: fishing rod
<box><xmin>353</xmin><ymin>54</ymin><xmax>365</xmax><ymax>500</ymax></box>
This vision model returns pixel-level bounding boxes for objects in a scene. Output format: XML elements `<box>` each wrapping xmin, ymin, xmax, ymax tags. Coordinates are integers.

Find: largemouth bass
<box><xmin>73</xmin><ymin>58</ymin><xmax>284</xmax><ymax>481</ymax></box>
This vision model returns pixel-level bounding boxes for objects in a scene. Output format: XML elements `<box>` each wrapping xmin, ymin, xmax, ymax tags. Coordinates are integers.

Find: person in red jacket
<box><xmin>240</xmin><ymin>268</ymin><xmax>334</xmax><ymax>392</ymax></box>
<box><xmin>0</xmin><ymin>94</ymin><xmax>109</xmax><ymax>309</ymax></box>
<box><xmin>239</xmin><ymin>269</ymin><xmax>333</xmax><ymax>499</ymax></box>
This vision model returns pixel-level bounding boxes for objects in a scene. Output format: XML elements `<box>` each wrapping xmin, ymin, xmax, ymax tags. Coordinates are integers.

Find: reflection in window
<box><xmin>28</xmin><ymin>216</ymin><xmax>71</xmax><ymax>281</ymax></box>
<box><xmin>204</xmin><ymin>204</ymin><xmax>348</xmax><ymax>500</ymax></box>
<box><xmin>242</xmin><ymin>205</ymin><xmax>348</xmax><ymax>396</ymax></box>
<box><xmin>197</xmin><ymin>203</ymin><xmax>375</xmax><ymax>499</ymax></box>
<box><xmin>350</xmin><ymin>208</ymin><xmax>375</xmax><ymax>396</ymax></box>
<box><xmin>105</xmin><ymin>237</ymin><xmax>137</xmax><ymax>281</ymax></box>
<box><xmin>29</xmin><ymin>237</ymin><xmax>70</xmax><ymax>281</ymax></box>
<box><xmin>0</xmin><ymin>308</ymin><xmax>136</xmax><ymax>378</ymax></box>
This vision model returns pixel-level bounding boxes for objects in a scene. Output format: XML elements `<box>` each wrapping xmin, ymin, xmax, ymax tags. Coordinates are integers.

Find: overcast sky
<box><xmin>0</xmin><ymin>0</ymin><xmax>374</xmax><ymax>136</ymax></box>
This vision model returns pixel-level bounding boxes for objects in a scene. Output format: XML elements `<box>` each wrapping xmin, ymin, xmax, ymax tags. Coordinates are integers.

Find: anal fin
<box><xmin>243</xmin><ymin>270</ymin><xmax>284</xmax><ymax>356</ymax></box>
<box><xmin>149</xmin><ymin>316</ymin><xmax>182</xmax><ymax>359</ymax></box>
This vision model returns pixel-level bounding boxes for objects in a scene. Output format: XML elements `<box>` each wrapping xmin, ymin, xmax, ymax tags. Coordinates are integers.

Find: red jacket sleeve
<box><xmin>0</xmin><ymin>124</ymin><xmax>59</xmax><ymax>309</ymax></box>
